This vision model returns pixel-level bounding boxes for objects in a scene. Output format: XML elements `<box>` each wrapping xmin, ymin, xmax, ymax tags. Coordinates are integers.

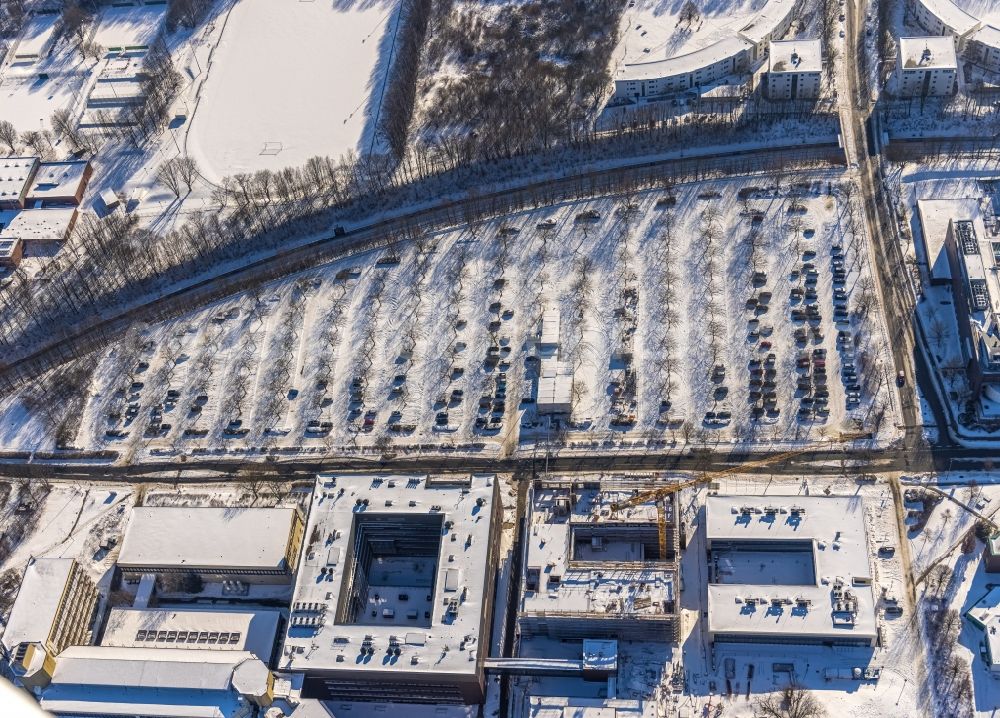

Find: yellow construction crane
<box><xmin>609</xmin><ymin>445</ymin><xmax>849</xmax><ymax>559</ymax></box>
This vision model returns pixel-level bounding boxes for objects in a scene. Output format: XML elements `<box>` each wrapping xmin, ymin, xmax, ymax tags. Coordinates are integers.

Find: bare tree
<box><xmin>156</xmin><ymin>160</ymin><xmax>183</xmax><ymax>198</ymax></box>
<box><xmin>20</xmin><ymin>129</ymin><xmax>52</xmax><ymax>158</ymax></box>
<box><xmin>50</xmin><ymin>109</ymin><xmax>75</xmax><ymax>140</ymax></box>
<box><xmin>0</xmin><ymin>120</ymin><xmax>18</xmax><ymax>153</ymax></box>
<box><xmin>929</xmin><ymin>313</ymin><xmax>948</xmax><ymax>348</ymax></box>
<box><xmin>60</xmin><ymin>2</ymin><xmax>91</xmax><ymax>45</ymax></box>
<box><xmin>753</xmin><ymin>683</ymin><xmax>826</xmax><ymax>718</ymax></box>
<box><xmin>177</xmin><ymin>156</ymin><xmax>200</xmax><ymax>193</ymax></box>
<box><xmin>678</xmin><ymin>1</ymin><xmax>700</xmax><ymax>27</ymax></box>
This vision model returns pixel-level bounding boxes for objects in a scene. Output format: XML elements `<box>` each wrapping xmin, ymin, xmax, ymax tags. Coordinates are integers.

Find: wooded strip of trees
<box><xmin>378</xmin><ymin>0</ymin><xmax>433</xmax><ymax>159</ymax></box>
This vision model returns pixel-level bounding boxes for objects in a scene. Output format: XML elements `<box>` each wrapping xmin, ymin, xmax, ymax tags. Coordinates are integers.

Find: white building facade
<box><xmin>896</xmin><ymin>37</ymin><xmax>958</xmax><ymax>96</ymax></box>
<box><xmin>907</xmin><ymin>0</ymin><xmax>1000</xmax><ymax>73</ymax></box>
<box><xmin>766</xmin><ymin>39</ymin><xmax>822</xmax><ymax>99</ymax></box>
<box><xmin>612</xmin><ymin>0</ymin><xmax>801</xmax><ymax>103</ymax></box>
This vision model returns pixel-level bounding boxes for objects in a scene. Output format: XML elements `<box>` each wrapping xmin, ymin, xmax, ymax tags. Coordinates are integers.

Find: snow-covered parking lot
<box><xmin>186</xmin><ymin>0</ymin><xmax>399</xmax><ymax>181</ymax></box>
<box><xmin>22</xmin><ymin>174</ymin><xmax>897</xmax><ymax>461</ymax></box>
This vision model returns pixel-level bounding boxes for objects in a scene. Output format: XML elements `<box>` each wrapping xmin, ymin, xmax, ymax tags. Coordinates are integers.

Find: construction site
<box><xmin>519</xmin><ymin>477</ymin><xmax>681</xmax><ymax>643</ymax></box>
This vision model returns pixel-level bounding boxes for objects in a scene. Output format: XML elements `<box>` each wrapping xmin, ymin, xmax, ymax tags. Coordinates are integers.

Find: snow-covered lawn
<box><xmin>186</xmin><ymin>0</ymin><xmax>398</xmax><ymax>182</ymax></box>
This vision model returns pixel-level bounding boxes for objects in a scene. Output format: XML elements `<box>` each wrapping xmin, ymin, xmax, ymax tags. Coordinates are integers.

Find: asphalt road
<box><xmin>840</xmin><ymin>0</ymin><xmax>948</xmax><ymax>453</ymax></box>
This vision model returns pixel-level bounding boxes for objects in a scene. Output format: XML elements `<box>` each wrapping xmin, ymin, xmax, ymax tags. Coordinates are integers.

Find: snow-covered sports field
<box><xmin>187</xmin><ymin>0</ymin><xmax>399</xmax><ymax>182</ymax></box>
<box><xmin>91</xmin><ymin>3</ymin><xmax>165</xmax><ymax>51</ymax></box>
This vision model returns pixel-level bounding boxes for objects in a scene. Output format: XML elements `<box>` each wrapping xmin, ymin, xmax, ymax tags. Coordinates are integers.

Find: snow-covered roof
<box><xmin>26</xmin><ymin>160</ymin><xmax>90</xmax><ymax>203</ymax></box>
<box><xmin>537</xmin><ymin>358</ymin><xmax>573</xmax><ymax>412</ymax></box>
<box><xmin>944</xmin><ymin>202</ymin><xmax>1000</xmax><ymax>326</ymax></box>
<box><xmin>916</xmin><ymin>198</ymin><xmax>980</xmax><ymax>282</ymax></box>
<box><xmin>706</xmin><ymin>496</ymin><xmax>877</xmax><ymax>644</ymax></box>
<box><xmin>967</xmin><ymin>585</ymin><xmax>1000</xmax><ymax>669</ymax></box>
<box><xmin>101</xmin><ymin>607</ymin><xmax>282</xmax><ymax>661</ymax></box>
<box><xmin>528</xmin><ymin>696</ymin><xmax>657</xmax><ymax>718</ymax></box>
<box><xmin>539</xmin><ymin>305</ymin><xmax>560</xmax><ymax>347</ymax></box>
<box><xmin>916</xmin><ymin>0</ymin><xmax>981</xmax><ymax>35</ymax></box>
<box><xmin>973</xmin><ymin>22</ymin><xmax>1000</xmax><ymax>49</ymax></box>
<box><xmin>618</xmin><ymin>35</ymin><xmax>754</xmax><ymax>82</ymax></box>
<box><xmin>581</xmin><ymin>639</ymin><xmax>618</xmax><ymax>672</ymax></box>
<box><xmin>118</xmin><ymin>506</ymin><xmax>300</xmax><ymax>573</ymax></box>
<box><xmin>769</xmin><ymin>40</ymin><xmax>822</xmax><ymax>74</ymax></box>
<box><xmin>0</xmin><ymin>157</ymin><xmax>38</xmax><ymax>206</ymax></box>
<box><xmin>0</xmin><ymin>208</ymin><xmax>77</xmax><ymax>241</ymax></box>
<box><xmin>40</xmin><ymin>646</ymin><xmax>266</xmax><ymax>718</ymax></box>
<box><xmin>1</xmin><ymin>558</ymin><xmax>76</xmax><ymax>653</ymax></box>
<box><xmin>280</xmin><ymin>473</ymin><xmax>497</xmax><ymax>677</ymax></box>
<box><xmin>522</xmin><ymin>486</ymin><xmax>676</xmax><ymax>617</ymax></box>
<box><xmin>899</xmin><ymin>36</ymin><xmax>958</xmax><ymax>70</ymax></box>
<box><xmin>738</xmin><ymin>0</ymin><xmax>799</xmax><ymax>44</ymax></box>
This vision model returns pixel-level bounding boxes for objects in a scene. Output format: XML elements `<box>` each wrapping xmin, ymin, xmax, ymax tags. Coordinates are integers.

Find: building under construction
<box><xmin>518</xmin><ymin>478</ymin><xmax>680</xmax><ymax>642</ymax></box>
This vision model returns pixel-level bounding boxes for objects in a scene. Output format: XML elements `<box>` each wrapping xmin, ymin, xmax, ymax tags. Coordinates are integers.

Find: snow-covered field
<box><xmin>0</xmin><ymin>44</ymin><xmax>91</xmax><ymax>133</ymax></box>
<box><xmin>616</xmin><ymin>0</ymin><xmax>769</xmax><ymax>66</ymax></box>
<box><xmin>0</xmin><ymin>174</ymin><xmax>892</xmax><ymax>460</ymax></box>
<box><xmin>186</xmin><ymin>0</ymin><xmax>399</xmax><ymax>182</ymax></box>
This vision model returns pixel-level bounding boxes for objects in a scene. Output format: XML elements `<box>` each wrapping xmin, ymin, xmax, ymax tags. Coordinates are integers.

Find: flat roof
<box><xmin>918</xmin><ymin>0</ymin><xmax>981</xmax><ymax>35</ymax></box>
<box><xmin>117</xmin><ymin>507</ymin><xmax>299</xmax><ymax>572</ymax></box>
<box><xmin>0</xmin><ymin>207</ymin><xmax>76</xmax><ymax>241</ymax></box>
<box><xmin>899</xmin><ymin>36</ymin><xmax>958</xmax><ymax>70</ymax></box>
<box><xmin>522</xmin><ymin>485</ymin><xmax>675</xmax><ymax>617</ymax></box>
<box><xmin>618</xmin><ymin>35</ymin><xmax>754</xmax><ymax>82</ymax></box>
<box><xmin>1</xmin><ymin>558</ymin><xmax>76</xmax><ymax>652</ymax></box>
<box><xmin>706</xmin><ymin>495</ymin><xmax>877</xmax><ymax>643</ymax></box>
<box><xmin>26</xmin><ymin>160</ymin><xmax>90</xmax><ymax>202</ymax></box>
<box><xmin>0</xmin><ymin>156</ymin><xmax>37</xmax><ymax>205</ymax></box>
<box><xmin>281</xmin><ymin>473</ymin><xmax>497</xmax><ymax>676</ymax></box>
<box><xmin>946</xmin><ymin>201</ymin><xmax>1000</xmax><ymax>324</ymax></box>
<box><xmin>540</xmin><ymin>305</ymin><xmax>560</xmax><ymax>346</ymax></box>
<box><xmin>738</xmin><ymin>0</ymin><xmax>798</xmax><ymax>44</ymax></box>
<box><xmin>41</xmin><ymin>646</ymin><xmax>265</xmax><ymax>718</ymax></box>
<box><xmin>769</xmin><ymin>39</ymin><xmax>822</xmax><ymax>74</ymax></box>
<box><xmin>974</xmin><ymin>23</ymin><xmax>1000</xmax><ymax>48</ymax></box>
<box><xmin>967</xmin><ymin>586</ymin><xmax>1000</xmax><ymax>668</ymax></box>
<box><xmin>101</xmin><ymin>607</ymin><xmax>281</xmax><ymax>661</ymax></box>
<box><xmin>538</xmin><ymin>359</ymin><xmax>573</xmax><ymax>410</ymax></box>
<box><xmin>915</xmin><ymin>198</ymin><xmax>981</xmax><ymax>281</ymax></box>
<box><xmin>529</xmin><ymin>697</ymin><xmax>657</xmax><ymax>718</ymax></box>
